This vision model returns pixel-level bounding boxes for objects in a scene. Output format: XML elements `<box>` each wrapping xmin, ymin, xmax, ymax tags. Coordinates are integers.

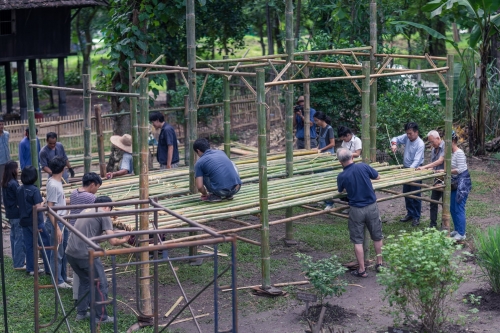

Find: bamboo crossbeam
<box><xmin>371</xmin><ymin>67</ymin><xmax>449</xmax><ymax>78</ymax></box>
<box><xmin>133</xmin><ymin>63</ymin><xmax>188</xmax><ymax>71</ymax></box>
<box><xmin>293</xmin><ymin>46</ymin><xmax>372</xmax><ymax>56</ymax></box>
<box><xmin>192</xmin><ymin>69</ymin><xmax>256</xmax><ymax>77</ymax></box>
<box><xmin>137</xmin><ymin>70</ymin><xmax>182</xmax><ymax>76</ymax></box>
<box><xmin>375</xmin><ymin>53</ymin><xmax>448</xmax><ymax>61</ymax></box>
<box><xmin>132</xmin><ymin>55</ymin><xmax>164</xmax><ymax>86</ymax></box>
<box><xmin>196</xmin><ymin>54</ymin><xmax>287</xmax><ymax>65</ymax></box>
<box><xmin>88</xmin><ymin>90</ymin><xmax>140</xmax><ymax>98</ymax></box>
<box><xmin>338</xmin><ymin>61</ymin><xmax>362</xmax><ymax>93</ymax></box>
<box><xmin>265</xmin><ymin>75</ymin><xmax>366</xmax><ymax>87</ymax></box>
<box><xmin>425</xmin><ymin>53</ymin><xmax>448</xmax><ymax>89</ymax></box>
<box><xmin>227</xmin><ymin>48</ymin><xmax>250</xmax><ymax>81</ymax></box>
<box><xmin>378</xmin><ymin>187</ymin><xmax>444</xmax><ymax>205</ymax></box>
<box><xmin>29</xmin><ymin>84</ymin><xmax>83</xmax><ymax>93</ymax></box>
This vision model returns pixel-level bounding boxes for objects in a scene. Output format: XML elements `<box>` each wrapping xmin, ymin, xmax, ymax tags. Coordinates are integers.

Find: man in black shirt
<box><xmin>149</xmin><ymin>112</ymin><xmax>180</xmax><ymax>169</ymax></box>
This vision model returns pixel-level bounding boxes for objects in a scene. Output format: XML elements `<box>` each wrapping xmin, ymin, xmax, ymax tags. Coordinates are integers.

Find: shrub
<box><xmin>474</xmin><ymin>225</ymin><xmax>500</xmax><ymax>293</ymax></box>
<box><xmin>296</xmin><ymin>253</ymin><xmax>347</xmax><ymax>305</ymax></box>
<box><xmin>378</xmin><ymin>229</ymin><xmax>465</xmax><ymax>332</ymax></box>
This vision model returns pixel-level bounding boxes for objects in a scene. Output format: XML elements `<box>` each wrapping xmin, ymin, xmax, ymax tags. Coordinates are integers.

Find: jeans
<box><xmin>403</xmin><ymin>181</ymin><xmax>422</xmax><ymax>219</ymax></box>
<box><xmin>9</xmin><ymin>218</ymin><xmax>26</xmax><ymax>268</ymax></box>
<box><xmin>429</xmin><ymin>189</ymin><xmax>443</xmax><ymax>227</ymax></box>
<box><xmin>22</xmin><ymin>225</ymin><xmax>51</xmax><ymax>273</ymax></box>
<box><xmin>203</xmin><ymin>176</ymin><xmax>241</xmax><ymax>198</ymax></box>
<box><xmin>67</xmin><ymin>255</ymin><xmax>109</xmax><ymax>319</ymax></box>
<box><xmin>45</xmin><ymin>219</ymin><xmax>68</xmax><ymax>284</ymax></box>
<box><xmin>297</xmin><ymin>138</ymin><xmax>318</xmax><ymax>149</ymax></box>
<box><xmin>450</xmin><ymin>190</ymin><xmax>468</xmax><ymax>236</ymax></box>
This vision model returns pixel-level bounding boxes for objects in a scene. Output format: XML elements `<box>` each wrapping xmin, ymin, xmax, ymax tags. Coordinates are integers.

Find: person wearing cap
<box><xmin>149</xmin><ymin>111</ymin><xmax>179</xmax><ymax>169</ymax></box>
<box><xmin>293</xmin><ymin>96</ymin><xmax>317</xmax><ymax>149</ymax></box>
<box><xmin>106</xmin><ymin>134</ymin><xmax>133</xmax><ymax>179</ymax></box>
<box><xmin>0</xmin><ymin>117</ymin><xmax>10</xmax><ymax>186</ymax></box>
<box><xmin>390</xmin><ymin>122</ymin><xmax>425</xmax><ymax>226</ymax></box>
<box><xmin>19</xmin><ymin>127</ymin><xmax>41</xmax><ymax>170</ymax></box>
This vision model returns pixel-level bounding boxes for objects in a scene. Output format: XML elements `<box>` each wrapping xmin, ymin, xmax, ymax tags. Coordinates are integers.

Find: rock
<box><xmin>485</xmin><ymin>136</ymin><xmax>500</xmax><ymax>152</ymax></box>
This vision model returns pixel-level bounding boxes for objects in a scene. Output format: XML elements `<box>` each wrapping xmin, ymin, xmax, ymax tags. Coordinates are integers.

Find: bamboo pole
<box><xmin>442</xmin><ymin>55</ymin><xmax>454</xmax><ymax>232</ymax></box>
<box><xmin>192</xmin><ymin>69</ymin><xmax>256</xmax><ymax>77</ymax></box>
<box><xmin>25</xmin><ymin>71</ymin><xmax>40</xmax><ymax>188</ymax></box>
<box><xmin>369</xmin><ymin>0</ymin><xmax>377</xmax><ymax>163</ymax></box>
<box><xmin>285</xmin><ymin>0</ymin><xmax>295</xmax><ymax>243</ymax></box>
<box><xmin>138</xmin><ymin>78</ymin><xmax>152</xmax><ymax>315</ymax></box>
<box><xmin>82</xmin><ymin>74</ymin><xmax>91</xmax><ymax>174</ymax></box>
<box><xmin>94</xmin><ymin>105</ymin><xmax>106</xmax><ymax>178</ymax></box>
<box><xmin>374</xmin><ymin>53</ymin><xmax>447</xmax><ymax>61</ymax></box>
<box><xmin>184</xmin><ymin>95</ymin><xmax>189</xmax><ymax>165</ymax></box>
<box><xmin>293</xmin><ymin>46</ymin><xmax>372</xmax><ymax>56</ymax></box>
<box><xmin>223</xmin><ymin>56</ymin><xmax>231</xmax><ymax>157</ymax></box>
<box><xmin>133</xmin><ymin>63</ymin><xmax>189</xmax><ymax>71</ymax></box>
<box><xmin>196</xmin><ymin>54</ymin><xmax>287</xmax><ymax>65</ymax></box>
<box><xmin>361</xmin><ymin>62</ymin><xmax>371</xmax><ymax>163</ymax></box>
<box><xmin>304</xmin><ymin>55</ymin><xmax>311</xmax><ymax>150</ymax></box>
<box><xmin>256</xmin><ymin>69</ymin><xmax>271</xmax><ymax>289</ymax></box>
<box><xmin>187</xmin><ymin>0</ymin><xmax>197</xmax><ymax>194</ymax></box>
<box><xmin>129</xmin><ymin>60</ymin><xmax>140</xmax><ymax>175</ymax></box>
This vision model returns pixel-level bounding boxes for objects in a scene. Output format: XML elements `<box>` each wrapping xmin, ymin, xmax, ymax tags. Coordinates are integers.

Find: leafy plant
<box><xmin>378</xmin><ymin>229</ymin><xmax>465</xmax><ymax>332</ymax></box>
<box><xmin>474</xmin><ymin>225</ymin><xmax>500</xmax><ymax>293</ymax></box>
<box><xmin>296</xmin><ymin>253</ymin><xmax>347</xmax><ymax>305</ymax></box>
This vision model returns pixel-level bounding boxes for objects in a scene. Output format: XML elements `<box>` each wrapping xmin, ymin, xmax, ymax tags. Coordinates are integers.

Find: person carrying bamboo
<box><xmin>193</xmin><ymin>138</ymin><xmax>241</xmax><ymax>202</ymax></box>
<box><xmin>390</xmin><ymin>122</ymin><xmax>425</xmax><ymax>226</ymax></box>
<box><xmin>336</xmin><ymin>148</ymin><xmax>383</xmax><ymax>278</ymax></box>
<box><xmin>293</xmin><ymin>96</ymin><xmax>317</xmax><ymax>149</ymax></box>
<box><xmin>106</xmin><ymin>134</ymin><xmax>133</xmax><ymax>179</ymax></box>
<box><xmin>417</xmin><ymin>130</ymin><xmax>445</xmax><ymax>228</ymax></box>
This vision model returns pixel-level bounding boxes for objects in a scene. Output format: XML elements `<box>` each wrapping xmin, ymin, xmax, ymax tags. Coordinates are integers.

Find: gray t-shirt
<box><xmin>65</xmin><ymin>208</ymin><xmax>113</xmax><ymax>259</ymax></box>
<box><xmin>120</xmin><ymin>152</ymin><xmax>133</xmax><ymax>174</ymax></box>
<box><xmin>430</xmin><ymin>140</ymin><xmax>445</xmax><ymax>171</ymax></box>
<box><xmin>39</xmin><ymin>142</ymin><xmax>69</xmax><ymax>180</ymax></box>
<box><xmin>46</xmin><ymin>177</ymin><xmax>67</xmax><ymax>216</ymax></box>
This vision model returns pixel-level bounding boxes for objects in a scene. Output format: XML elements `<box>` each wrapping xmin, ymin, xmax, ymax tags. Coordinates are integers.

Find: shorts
<box><xmin>348</xmin><ymin>202</ymin><xmax>383</xmax><ymax>244</ymax></box>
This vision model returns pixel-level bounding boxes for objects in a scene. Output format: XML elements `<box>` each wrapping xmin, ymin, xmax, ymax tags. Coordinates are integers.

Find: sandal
<box><xmin>375</xmin><ymin>263</ymin><xmax>385</xmax><ymax>273</ymax></box>
<box><xmin>350</xmin><ymin>269</ymin><xmax>368</xmax><ymax>278</ymax></box>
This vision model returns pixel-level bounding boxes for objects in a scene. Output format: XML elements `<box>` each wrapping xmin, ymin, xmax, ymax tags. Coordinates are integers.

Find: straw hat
<box><xmin>297</xmin><ymin>95</ymin><xmax>305</xmax><ymax>103</ymax></box>
<box><xmin>110</xmin><ymin>134</ymin><xmax>133</xmax><ymax>154</ymax></box>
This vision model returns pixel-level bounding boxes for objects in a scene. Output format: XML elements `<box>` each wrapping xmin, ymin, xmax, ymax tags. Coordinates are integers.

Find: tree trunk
<box><xmin>266</xmin><ymin>1</ymin><xmax>274</xmax><ymax>55</ymax></box>
<box><xmin>258</xmin><ymin>23</ymin><xmax>266</xmax><ymax>55</ymax></box>
<box><xmin>165</xmin><ymin>57</ymin><xmax>177</xmax><ymax>106</ymax></box>
<box><xmin>428</xmin><ymin>20</ymin><xmax>447</xmax><ymax>56</ymax></box>
<box><xmin>477</xmin><ymin>42</ymin><xmax>489</xmax><ymax>155</ymax></box>
<box><xmin>275</xmin><ymin>15</ymin><xmax>284</xmax><ymax>54</ymax></box>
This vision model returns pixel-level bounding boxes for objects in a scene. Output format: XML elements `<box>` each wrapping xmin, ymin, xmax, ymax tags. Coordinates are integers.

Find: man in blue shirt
<box><xmin>149</xmin><ymin>112</ymin><xmax>179</xmax><ymax>169</ymax></box>
<box><xmin>390</xmin><ymin>122</ymin><xmax>425</xmax><ymax>226</ymax></box>
<box><xmin>337</xmin><ymin>148</ymin><xmax>383</xmax><ymax>278</ymax></box>
<box><xmin>293</xmin><ymin>96</ymin><xmax>317</xmax><ymax>149</ymax></box>
<box><xmin>19</xmin><ymin>127</ymin><xmax>41</xmax><ymax>170</ymax></box>
<box><xmin>193</xmin><ymin>138</ymin><xmax>241</xmax><ymax>202</ymax></box>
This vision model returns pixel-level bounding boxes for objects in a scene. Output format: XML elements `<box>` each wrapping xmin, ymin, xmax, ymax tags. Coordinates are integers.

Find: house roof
<box><xmin>0</xmin><ymin>0</ymin><xmax>106</xmax><ymax>10</ymax></box>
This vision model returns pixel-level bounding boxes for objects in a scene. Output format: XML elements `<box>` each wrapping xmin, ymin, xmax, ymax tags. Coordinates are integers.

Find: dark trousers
<box><xmin>430</xmin><ymin>189</ymin><xmax>443</xmax><ymax>227</ymax></box>
<box><xmin>67</xmin><ymin>255</ymin><xmax>109</xmax><ymax>319</ymax></box>
<box><xmin>22</xmin><ymin>225</ymin><xmax>51</xmax><ymax>273</ymax></box>
<box><xmin>203</xmin><ymin>176</ymin><xmax>241</xmax><ymax>198</ymax></box>
<box><xmin>403</xmin><ymin>181</ymin><xmax>422</xmax><ymax>219</ymax></box>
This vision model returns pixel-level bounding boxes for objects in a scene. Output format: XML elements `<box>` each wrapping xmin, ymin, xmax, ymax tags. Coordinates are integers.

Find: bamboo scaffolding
<box><xmin>196</xmin><ymin>54</ymin><xmax>287</xmax><ymax>65</ymax></box>
<box><xmin>133</xmin><ymin>63</ymin><xmax>189</xmax><ymax>71</ymax></box>
<box><xmin>187</xmin><ymin>0</ymin><xmax>197</xmax><ymax>194</ymax></box>
<box><xmin>129</xmin><ymin>60</ymin><xmax>140</xmax><ymax>174</ymax></box>
<box><xmin>293</xmin><ymin>46</ymin><xmax>372</xmax><ymax>56</ymax></box>
<box><xmin>369</xmin><ymin>0</ymin><xmax>378</xmax><ymax>163</ymax></box>
<box><xmin>82</xmin><ymin>74</ymin><xmax>91</xmax><ymax>174</ymax></box>
<box><xmin>137</xmin><ymin>70</ymin><xmax>182</xmax><ymax>76</ymax></box>
<box><xmin>94</xmin><ymin>105</ymin><xmax>106</xmax><ymax>177</ymax></box>
<box><xmin>374</xmin><ymin>53</ymin><xmax>447</xmax><ymax>61</ymax></box>
<box><xmin>131</xmin><ymin>54</ymin><xmax>164</xmax><ymax>87</ymax></box>
<box><xmin>25</xmin><ymin>71</ymin><xmax>40</xmax><ymax>188</ymax></box>
<box><xmin>87</xmin><ymin>90</ymin><xmax>140</xmax><ymax>98</ymax></box>
<box><xmin>442</xmin><ymin>55</ymin><xmax>454</xmax><ymax>232</ymax></box>
<box><xmin>227</xmin><ymin>49</ymin><xmax>250</xmax><ymax>81</ymax></box>
<box><xmin>304</xmin><ymin>55</ymin><xmax>311</xmax><ymax>149</ymax></box>
<box><xmin>223</xmin><ymin>56</ymin><xmax>231</xmax><ymax>157</ymax></box>
<box><xmin>361</xmin><ymin>62</ymin><xmax>371</xmax><ymax>163</ymax></box>
<box><xmin>29</xmin><ymin>84</ymin><xmax>83</xmax><ymax>93</ymax></box>
<box><xmin>192</xmin><ymin>69</ymin><xmax>256</xmax><ymax>77</ymax></box>
<box><xmin>378</xmin><ymin>187</ymin><xmax>444</xmax><ymax>204</ymax></box>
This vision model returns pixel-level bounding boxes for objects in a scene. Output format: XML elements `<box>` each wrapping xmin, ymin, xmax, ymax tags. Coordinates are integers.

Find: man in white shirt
<box><xmin>338</xmin><ymin>126</ymin><xmax>362</xmax><ymax>158</ymax></box>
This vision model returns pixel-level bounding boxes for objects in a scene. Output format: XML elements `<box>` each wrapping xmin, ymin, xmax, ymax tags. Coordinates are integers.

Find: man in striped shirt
<box><xmin>69</xmin><ymin>172</ymin><xmax>102</xmax><ymax>303</ymax></box>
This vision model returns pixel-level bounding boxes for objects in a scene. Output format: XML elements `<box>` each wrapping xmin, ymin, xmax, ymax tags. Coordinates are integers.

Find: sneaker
<box><xmin>324</xmin><ymin>204</ymin><xmax>334</xmax><ymax>211</ymax></box>
<box><xmin>205</xmin><ymin>194</ymin><xmax>222</xmax><ymax>202</ymax></box>
<box><xmin>65</xmin><ymin>277</ymin><xmax>73</xmax><ymax>283</ymax></box>
<box><xmin>75</xmin><ymin>312</ymin><xmax>90</xmax><ymax>321</ymax></box>
<box><xmin>400</xmin><ymin>215</ymin><xmax>412</xmax><ymax>222</ymax></box>
<box><xmin>14</xmin><ymin>265</ymin><xmax>27</xmax><ymax>271</ymax></box>
<box><xmin>453</xmin><ymin>233</ymin><xmax>466</xmax><ymax>241</ymax></box>
<box><xmin>450</xmin><ymin>231</ymin><xmax>458</xmax><ymax>237</ymax></box>
<box><xmin>58</xmin><ymin>282</ymin><xmax>73</xmax><ymax>289</ymax></box>
<box><xmin>96</xmin><ymin>316</ymin><xmax>114</xmax><ymax>323</ymax></box>
<box><xmin>28</xmin><ymin>268</ymin><xmax>45</xmax><ymax>276</ymax></box>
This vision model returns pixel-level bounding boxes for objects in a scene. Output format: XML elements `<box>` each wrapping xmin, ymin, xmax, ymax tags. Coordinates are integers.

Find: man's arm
<box><xmin>418</xmin><ymin>156</ymin><xmax>444</xmax><ymax>170</ymax></box>
<box><xmin>195</xmin><ymin>176</ymin><xmax>207</xmax><ymax>195</ymax></box>
<box><xmin>106</xmin><ymin>169</ymin><xmax>128</xmax><ymax>179</ymax></box>
<box><xmin>46</xmin><ymin>201</ymin><xmax>63</xmax><ymax>244</ymax></box>
<box><xmin>352</xmin><ymin>149</ymin><xmax>362</xmax><ymax>158</ymax></box>
<box><xmin>105</xmin><ymin>230</ymin><xmax>130</xmax><ymax>246</ymax></box>
<box><xmin>390</xmin><ymin>134</ymin><xmax>406</xmax><ymax>153</ymax></box>
<box><xmin>167</xmin><ymin>145</ymin><xmax>173</xmax><ymax>168</ymax></box>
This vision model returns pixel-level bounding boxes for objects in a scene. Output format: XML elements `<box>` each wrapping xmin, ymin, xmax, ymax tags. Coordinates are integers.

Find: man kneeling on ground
<box><xmin>66</xmin><ymin>196</ymin><xmax>130</xmax><ymax>323</ymax></box>
<box><xmin>193</xmin><ymin>138</ymin><xmax>242</xmax><ymax>202</ymax></box>
<box><xmin>336</xmin><ymin>148</ymin><xmax>383</xmax><ymax>278</ymax></box>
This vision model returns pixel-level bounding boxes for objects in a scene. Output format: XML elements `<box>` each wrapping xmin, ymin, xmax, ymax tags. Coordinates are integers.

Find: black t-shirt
<box><xmin>2</xmin><ymin>179</ymin><xmax>20</xmax><ymax>219</ymax></box>
<box><xmin>16</xmin><ymin>184</ymin><xmax>44</xmax><ymax>227</ymax></box>
<box><xmin>157</xmin><ymin>123</ymin><xmax>180</xmax><ymax>165</ymax></box>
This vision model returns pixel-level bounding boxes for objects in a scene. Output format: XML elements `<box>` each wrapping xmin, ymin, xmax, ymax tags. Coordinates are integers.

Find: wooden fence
<box><xmin>5</xmin><ymin>92</ymin><xmax>284</xmax><ymax>159</ymax></box>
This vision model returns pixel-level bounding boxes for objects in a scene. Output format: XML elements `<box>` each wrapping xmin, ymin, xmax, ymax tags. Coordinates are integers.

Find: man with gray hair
<box><xmin>336</xmin><ymin>148</ymin><xmax>384</xmax><ymax>278</ymax></box>
<box><xmin>417</xmin><ymin>130</ymin><xmax>445</xmax><ymax>228</ymax></box>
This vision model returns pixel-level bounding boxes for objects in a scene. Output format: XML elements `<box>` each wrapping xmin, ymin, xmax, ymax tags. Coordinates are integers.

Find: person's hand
<box><xmin>166</xmin><ymin>165</ymin><xmax>172</xmax><ymax>169</ymax></box>
<box><xmin>317</xmin><ymin>149</ymin><xmax>322</xmax><ymax>154</ymax></box>
<box><xmin>201</xmin><ymin>194</ymin><xmax>208</xmax><ymax>201</ymax></box>
<box><xmin>68</xmin><ymin>168</ymin><xmax>75</xmax><ymax>178</ymax></box>
<box><xmin>391</xmin><ymin>145</ymin><xmax>397</xmax><ymax>154</ymax></box>
<box><xmin>106</xmin><ymin>172</ymin><xmax>113</xmax><ymax>180</ymax></box>
<box><xmin>56</xmin><ymin>228</ymin><xmax>63</xmax><ymax>244</ymax></box>
<box><xmin>416</xmin><ymin>167</ymin><xmax>423</xmax><ymax>171</ymax></box>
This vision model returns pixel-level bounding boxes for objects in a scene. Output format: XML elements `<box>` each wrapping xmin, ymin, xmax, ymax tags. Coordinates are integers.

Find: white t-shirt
<box><xmin>341</xmin><ymin>135</ymin><xmax>362</xmax><ymax>153</ymax></box>
<box><xmin>46</xmin><ymin>178</ymin><xmax>67</xmax><ymax>216</ymax></box>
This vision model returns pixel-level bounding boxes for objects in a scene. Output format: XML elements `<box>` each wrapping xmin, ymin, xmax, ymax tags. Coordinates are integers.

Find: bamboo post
<box><xmin>184</xmin><ymin>95</ymin><xmax>189</xmax><ymax>165</ymax></box>
<box><xmin>369</xmin><ymin>0</ymin><xmax>377</xmax><ymax>163</ymax></box>
<box><xmin>223</xmin><ymin>56</ymin><xmax>231</xmax><ymax>157</ymax></box>
<box><xmin>284</xmin><ymin>0</ymin><xmax>296</xmax><ymax>244</ymax></box>
<box><xmin>138</xmin><ymin>78</ymin><xmax>152</xmax><ymax>316</ymax></box>
<box><xmin>256</xmin><ymin>69</ymin><xmax>271</xmax><ymax>289</ymax></box>
<box><xmin>94</xmin><ymin>105</ymin><xmax>106</xmax><ymax>178</ymax></box>
<box><xmin>83</xmin><ymin>74</ymin><xmax>91</xmax><ymax>174</ymax></box>
<box><xmin>187</xmin><ymin>0</ymin><xmax>198</xmax><ymax>194</ymax></box>
<box><xmin>129</xmin><ymin>60</ymin><xmax>140</xmax><ymax>175</ymax></box>
<box><xmin>361</xmin><ymin>61</ymin><xmax>371</xmax><ymax>262</ymax></box>
<box><xmin>442</xmin><ymin>55</ymin><xmax>454</xmax><ymax>232</ymax></box>
<box><xmin>304</xmin><ymin>54</ymin><xmax>311</xmax><ymax>150</ymax></box>
<box><xmin>25</xmin><ymin>71</ymin><xmax>40</xmax><ymax>188</ymax></box>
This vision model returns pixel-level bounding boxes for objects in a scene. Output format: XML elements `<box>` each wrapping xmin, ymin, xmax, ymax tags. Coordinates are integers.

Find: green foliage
<box><xmin>376</xmin><ymin>84</ymin><xmax>444</xmax><ymax>154</ymax></box>
<box><xmin>378</xmin><ymin>229</ymin><xmax>466</xmax><ymax>332</ymax></box>
<box><xmin>65</xmin><ymin>70</ymin><xmax>81</xmax><ymax>86</ymax></box>
<box><xmin>296</xmin><ymin>253</ymin><xmax>347</xmax><ymax>304</ymax></box>
<box><xmin>474</xmin><ymin>225</ymin><xmax>500</xmax><ymax>293</ymax></box>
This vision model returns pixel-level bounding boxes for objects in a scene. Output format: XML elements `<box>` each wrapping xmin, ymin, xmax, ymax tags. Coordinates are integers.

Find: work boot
<box><xmin>399</xmin><ymin>215</ymin><xmax>412</xmax><ymax>222</ymax></box>
<box><xmin>411</xmin><ymin>218</ymin><xmax>420</xmax><ymax>227</ymax></box>
<box><xmin>429</xmin><ymin>221</ymin><xmax>437</xmax><ymax>228</ymax></box>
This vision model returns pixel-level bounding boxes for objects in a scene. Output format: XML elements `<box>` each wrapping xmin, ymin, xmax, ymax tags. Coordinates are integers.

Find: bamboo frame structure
<box><xmin>82</xmin><ymin>74</ymin><xmax>92</xmax><ymax>174</ymax></box>
<box><xmin>187</xmin><ymin>0</ymin><xmax>197</xmax><ymax>194</ymax></box>
<box><xmin>223</xmin><ymin>56</ymin><xmax>231</xmax><ymax>157</ymax></box>
<box><xmin>369</xmin><ymin>0</ymin><xmax>378</xmax><ymax>163</ymax></box>
<box><xmin>94</xmin><ymin>104</ymin><xmax>106</xmax><ymax>178</ymax></box>
<box><xmin>138</xmin><ymin>78</ymin><xmax>153</xmax><ymax>316</ymax></box>
<box><xmin>304</xmin><ymin>54</ymin><xmax>311</xmax><ymax>150</ymax></box>
<box><xmin>25</xmin><ymin>71</ymin><xmax>40</xmax><ymax>188</ymax></box>
<box><xmin>129</xmin><ymin>60</ymin><xmax>140</xmax><ymax>174</ymax></box>
<box><xmin>442</xmin><ymin>55</ymin><xmax>454</xmax><ymax>232</ymax></box>
<box><xmin>361</xmin><ymin>62</ymin><xmax>371</xmax><ymax>163</ymax></box>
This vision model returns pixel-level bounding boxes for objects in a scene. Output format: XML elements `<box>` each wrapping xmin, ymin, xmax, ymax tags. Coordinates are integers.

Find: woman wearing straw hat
<box><xmin>106</xmin><ymin>134</ymin><xmax>133</xmax><ymax>179</ymax></box>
